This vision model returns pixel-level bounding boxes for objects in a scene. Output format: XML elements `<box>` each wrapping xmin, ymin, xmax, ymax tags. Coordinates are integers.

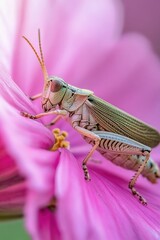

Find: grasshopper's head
<box><xmin>42</xmin><ymin>76</ymin><xmax>67</xmax><ymax>111</ymax></box>
<box><xmin>23</xmin><ymin>30</ymin><xmax>67</xmax><ymax>111</ymax></box>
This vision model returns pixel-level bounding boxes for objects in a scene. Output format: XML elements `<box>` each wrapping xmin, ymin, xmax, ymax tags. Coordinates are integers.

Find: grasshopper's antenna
<box><xmin>38</xmin><ymin>30</ymin><xmax>45</xmax><ymax>67</ymax></box>
<box><xmin>37</xmin><ymin>29</ymin><xmax>48</xmax><ymax>83</ymax></box>
<box><xmin>22</xmin><ymin>30</ymin><xmax>48</xmax><ymax>83</ymax></box>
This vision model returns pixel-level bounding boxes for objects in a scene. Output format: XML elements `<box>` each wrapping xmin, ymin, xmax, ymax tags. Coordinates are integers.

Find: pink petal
<box><xmin>0</xmin><ymin>183</ymin><xmax>26</xmax><ymax>219</ymax></box>
<box><xmin>0</xmin><ymin>63</ymin><xmax>36</xmax><ymax>114</ymax></box>
<box><xmin>38</xmin><ymin>209</ymin><xmax>60</xmax><ymax>240</ymax></box>
<box><xmin>0</xmin><ymin>68</ymin><xmax>60</xmax><ymax>225</ymax></box>
<box><xmin>0</xmin><ymin>95</ymin><xmax>55</xmax><ymax>191</ymax></box>
<box><xmin>45</xmin><ymin>149</ymin><xmax>160</xmax><ymax>240</ymax></box>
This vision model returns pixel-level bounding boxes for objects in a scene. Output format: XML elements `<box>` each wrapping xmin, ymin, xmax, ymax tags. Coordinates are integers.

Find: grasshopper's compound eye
<box><xmin>50</xmin><ymin>79</ymin><xmax>63</xmax><ymax>92</ymax></box>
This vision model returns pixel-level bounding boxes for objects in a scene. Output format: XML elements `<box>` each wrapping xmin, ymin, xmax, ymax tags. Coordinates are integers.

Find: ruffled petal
<box><xmin>38</xmin><ymin>149</ymin><xmax>160</xmax><ymax>240</ymax></box>
<box><xmin>0</xmin><ymin>66</ymin><xmax>60</xmax><ymax>224</ymax></box>
<box><xmin>0</xmin><ymin>94</ymin><xmax>57</xmax><ymax>191</ymax></box>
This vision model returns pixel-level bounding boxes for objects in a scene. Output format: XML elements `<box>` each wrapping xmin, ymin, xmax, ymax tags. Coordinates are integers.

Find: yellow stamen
<box><xmin>50</xmin><ymin>128</ymin><xmax>70</xmax><ymax>151</ymax></box>
<box><xmin>53</xmin><ymin>128</ymin><xmax>60</xmax><ymax>135</ymax></box>
<box><xmin>61</xmin><ymin>131</ymin><xmax>68</xmax><ymax>138</ymax></box>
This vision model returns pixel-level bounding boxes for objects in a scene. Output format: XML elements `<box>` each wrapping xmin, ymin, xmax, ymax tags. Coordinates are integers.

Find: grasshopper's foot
<box><xmin>20</xmin><ymin>111</ymin><xmax>36</xmax><ymax>119</ymax></box>
<box><xmin>82</xmin><ymin>163</ymin><xmax>91</xmax><ymax>181</ymax></box>
<box><xmin>129</xmin><ymin>185</ymin><xmax>147</xmax><ymax>205</ymax></box>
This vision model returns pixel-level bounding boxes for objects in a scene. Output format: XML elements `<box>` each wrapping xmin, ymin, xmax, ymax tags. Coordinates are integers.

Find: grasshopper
<box><xmin>21</xmin><ymin>30</ymin><xmax>160</xmax><ymax>205</ymax></box>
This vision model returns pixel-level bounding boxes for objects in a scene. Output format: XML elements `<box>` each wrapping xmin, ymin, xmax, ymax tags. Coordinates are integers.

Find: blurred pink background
<box><xmin>123</xmin><ymin>0</ymin><xmax>160</xmax><ymax>55</ymax></box>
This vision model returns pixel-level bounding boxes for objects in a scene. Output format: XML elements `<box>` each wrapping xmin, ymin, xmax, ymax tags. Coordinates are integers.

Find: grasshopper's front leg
<box><xmin>21</xmin><ymin>109</ymin><xmax>67</xmax><ymax>119</ymax></box>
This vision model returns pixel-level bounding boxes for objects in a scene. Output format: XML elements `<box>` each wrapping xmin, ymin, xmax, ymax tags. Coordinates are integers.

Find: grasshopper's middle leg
<box><xmin>74</xmin><ymin>126</ymin><xmax>100</xmax><ymax>181</ymax></box>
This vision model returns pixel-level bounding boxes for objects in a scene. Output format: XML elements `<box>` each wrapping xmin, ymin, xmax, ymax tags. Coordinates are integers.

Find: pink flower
<box><xmin>0</xmin><ymin>1</ymin><xmax>160</xmax><ymax>240</ymax></box>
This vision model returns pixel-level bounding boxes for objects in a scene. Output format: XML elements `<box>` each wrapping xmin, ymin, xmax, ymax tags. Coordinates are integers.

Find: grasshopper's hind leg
<box><xmin>85</xmin><ymin>131</ymin><xmax>151</xmax><ymax>205</ymax></box>
<box><xmin>129</xmin><ymin>151</ymin><xmax>150</xmax><ymax>205</ymax></box>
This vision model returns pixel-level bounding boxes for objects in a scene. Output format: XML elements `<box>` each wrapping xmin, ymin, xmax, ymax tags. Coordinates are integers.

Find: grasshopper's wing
<box><xmin>87</xmin><ymin>95</ymin><xmax>160</xmax><ymax>148</ymax></box>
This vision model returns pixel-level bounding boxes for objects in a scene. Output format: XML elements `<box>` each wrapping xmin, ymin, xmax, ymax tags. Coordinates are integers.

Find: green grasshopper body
<box><xmin>21</xmin><ymin>31</ymin><xmax>160</xmax><ymax>205</ymax></box>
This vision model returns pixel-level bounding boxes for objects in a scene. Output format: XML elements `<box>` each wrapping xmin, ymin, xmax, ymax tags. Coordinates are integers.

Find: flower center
<box><xmin>50</xmin><ymin>128</ymin><xmax>70</xmax><ymax>151</ymax></box>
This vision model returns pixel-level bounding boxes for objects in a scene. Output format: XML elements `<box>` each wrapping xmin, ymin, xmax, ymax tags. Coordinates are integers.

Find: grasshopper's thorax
<box><xmin>42</xmin><ymin>76</ymin><xmax>67</xmax><ymax>112</ymax></box>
